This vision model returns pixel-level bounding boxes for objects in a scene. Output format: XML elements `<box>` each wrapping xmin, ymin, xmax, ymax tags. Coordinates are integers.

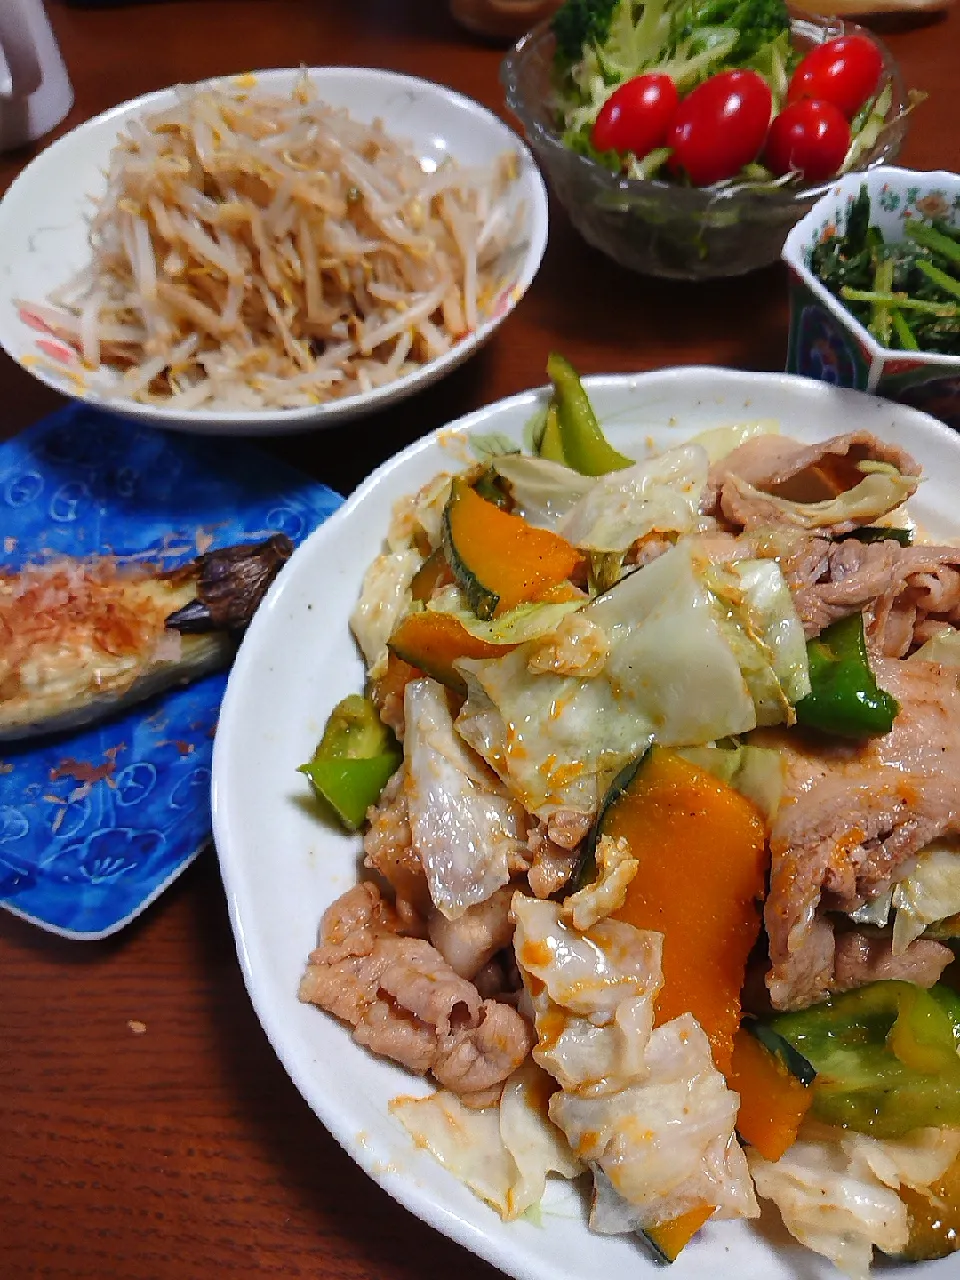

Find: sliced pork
<box><xmin>524</xmin><ymin>810</ymin><xmax>590</xmax><ymax>899</ymax></box>
<box><xmin>427</xmin><ymin>885</ymin><xmax>516</xmax><ymax>980</ymax></box>
<box><xmin>299</xmin><ymin>881</ymin><xmax>533</xmax><ymax>1105</ymax></box>
<box><xmin>779</xmin><ymin>536</ymin><xmax>960</xmax><ymax>654</ymax></box>
<box><xmin>362</xmin><ymin>769</ymin><xmax>431</xmax><ymax>920</ymax></box>
<box><xmin>705</xmin><ymin>431</ymin><xmax>919</xmax><ymax>535</ymax></box>
<box><xmin>832</xmin><ymin>930</ymin><xmax>952</xmax><ymax>993</ymax></box>
<box><xmin>762</xmin><ymin>654</ymin><xmax>960</xmax><ymax>1010</ymax></box>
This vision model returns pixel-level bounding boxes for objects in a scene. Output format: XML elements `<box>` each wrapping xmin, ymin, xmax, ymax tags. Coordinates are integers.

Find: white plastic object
<box><xmin>0</xmin><ymin>0</ymin><xmax>73</xmax><ymax>152</ymax></box>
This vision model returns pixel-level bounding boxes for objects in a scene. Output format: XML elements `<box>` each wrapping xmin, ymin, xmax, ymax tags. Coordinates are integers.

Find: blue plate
<box><xmin>0</xmin><ymin>405</ymin><xmax>342</xmax><ymax>938</ymax></box>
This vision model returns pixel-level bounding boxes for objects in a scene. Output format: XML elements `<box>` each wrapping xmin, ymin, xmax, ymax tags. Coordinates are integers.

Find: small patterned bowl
<box><xmin>782</xmin><ymin>166</ymin><xmax>960</xmax><ymax>430</ymax></box>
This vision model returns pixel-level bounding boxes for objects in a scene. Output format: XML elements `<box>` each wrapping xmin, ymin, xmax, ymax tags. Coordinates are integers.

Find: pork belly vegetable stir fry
<box><xmin>298</xmin><ymin>356</ymin><xmax>960</xmax><ymax>1274</ymax></box>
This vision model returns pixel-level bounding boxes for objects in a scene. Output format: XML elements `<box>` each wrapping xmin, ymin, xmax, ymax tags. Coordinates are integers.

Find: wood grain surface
<box><xmin>1</xmin><ymin>2</ymin><xmax>957</xmax><ymax>1276</ymax></box>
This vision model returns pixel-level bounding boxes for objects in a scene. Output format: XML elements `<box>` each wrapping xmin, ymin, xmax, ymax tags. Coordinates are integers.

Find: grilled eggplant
<box><xmin>0</xmin><ymin>534</ymin><xmax>292</xmax><ymax>742</ymax></box>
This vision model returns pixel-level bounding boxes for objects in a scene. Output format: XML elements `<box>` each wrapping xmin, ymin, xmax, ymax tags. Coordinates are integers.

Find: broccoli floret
<box><xmin>552</xmin><ymin>0</ymin><xmax>789</xmax><ymax>73</ymax></box>
<box><xmin>671</xmin><ymin>0</ymin><xmax>790</xmax><ymax>63</ymax></box>
<box><xmin>551</xmin><ymin>0</ymin><xmax>621</xmax><ymax>67</ymax></box>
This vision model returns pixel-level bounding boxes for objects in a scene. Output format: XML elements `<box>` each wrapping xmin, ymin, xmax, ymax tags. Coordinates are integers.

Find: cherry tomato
<box><xmin>787</xmin><ymin>35</ymin><xmax>884</xmax><ymax>120</ymax></box>
<box><xmin>591</xmin><ymin>73</ymin><xmax>679</xmax><ymax>158</ymax></box>
<box><xmin>666</xmin><ymin>69</ymin><xmax>773</xmax><ymax>187</ymax></box>
<box><xmin>764</xmin><ymin>98</ymin><xmax>851</xmax><ymax>182</ymax></box>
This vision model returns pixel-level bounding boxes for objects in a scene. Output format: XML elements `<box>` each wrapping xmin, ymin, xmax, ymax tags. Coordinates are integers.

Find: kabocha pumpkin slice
<box><xmin>728</xmin><ymin>1023</ymin><xmax>814</xmax><ymax>1162</ymax></box>
<box><xmin>645</xmin><ymin>1206</ymin><xmax>717</xmax><ymax>1264</ymax></box>
<box><xmin>368</xmin><ymin>651</ymin><xmax>422</xmax><ymax>717</ymax></box>
<box><xmin>577</xmin><ymin>747</ymin><xmax>770</xmax><ymax>1259</ymax></box>
<box><xmin>410</xmin><ymin>548</ymin><xmax>454</xmax><ymax>603</ymax></box>
<box><xmin>387</xmin><ymin>610</ymin><xmax>517</xmax><ymax>695</ymax></box>
<box><xmin>442</xmin><ymin>475</ymin><xmax>582</xmax><ymax>620</ymax></box>
<box><xmin>898</xmin><ymin>1148</ymin><xmax>960</xmax><ymax>1261</ymax></box>
<box><xmin>596</xmin><ymin>746</ymin><xmax>769</xmax><ymax>1075</ymax></box>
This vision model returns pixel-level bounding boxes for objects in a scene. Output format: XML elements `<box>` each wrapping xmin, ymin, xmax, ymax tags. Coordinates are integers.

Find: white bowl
<box><xmin>0</xmin><ymin>66</ymin><xmax>548</xmax><ymax>436</ymax></box>
<box><xmin>211</xmin><ymin>365</ymin><xmax>960</xmax><ymax>1280</ymax></box>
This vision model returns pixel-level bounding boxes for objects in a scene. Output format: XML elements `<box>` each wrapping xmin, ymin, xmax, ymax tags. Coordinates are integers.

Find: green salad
<box><xmin>551</xmin><ymin>0</ymin><xmax>907</xmax><ymax>188</ymax></box>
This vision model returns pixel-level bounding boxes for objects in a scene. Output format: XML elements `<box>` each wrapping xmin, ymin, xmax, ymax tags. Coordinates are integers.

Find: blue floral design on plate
<box><xmin>0</xmin><ymin>405</ymin><xmax>342</xmax><ymax>938</ymax></box>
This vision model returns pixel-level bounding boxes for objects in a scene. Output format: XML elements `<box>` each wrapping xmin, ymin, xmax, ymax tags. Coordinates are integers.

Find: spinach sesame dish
<box><xmin>810</xmin><ymin>184</ymin><xmax>960</xmax><ymax>354</ymax></box>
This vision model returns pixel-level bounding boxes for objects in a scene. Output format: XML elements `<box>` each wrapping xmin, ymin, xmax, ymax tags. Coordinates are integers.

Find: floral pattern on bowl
<box><xmin>0</xmin><ymin>405</ymin><xmax>342</xmax><ymax>938</ymax></box>
<box><xmin>782</xmin><ymin>166</ymin><xmax>960</xmax><ymax>429</ymax></box>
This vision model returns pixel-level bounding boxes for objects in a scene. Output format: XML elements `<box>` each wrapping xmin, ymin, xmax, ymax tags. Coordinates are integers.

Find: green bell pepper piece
<box><xmin>299</xmin><ymin>694</ymin><xmax>402</xmax><ymax>831</ymax></box>
<box><xmin>545</xmin><ymin>352</ymin><xmax>633</xmax><ymax>477</ymax></box>
<box><xmin>766</xmin><ymin>980</ymin><xmax>960</xmax><ymax>1139</ymax></box>
<box><xmin>842</xmin><ymin>526</ymin><xmax>914</xmax><ymax>547</ymax></box>
<box><xmin>795</xmin><ymin>612</ymin><xmax>900</xmax><ymax>739</ymax></box>
<box><xmin>538</xmin><ymin>401</ymin><xmax>567</xmax><ymax>465</ymax></box>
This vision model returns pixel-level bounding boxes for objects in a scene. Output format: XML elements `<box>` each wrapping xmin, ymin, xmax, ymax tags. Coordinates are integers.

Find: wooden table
<box><xmin>1</xmin><ymin>3</ymin><xmax>956</xmax><ymax>1275</ymax></box>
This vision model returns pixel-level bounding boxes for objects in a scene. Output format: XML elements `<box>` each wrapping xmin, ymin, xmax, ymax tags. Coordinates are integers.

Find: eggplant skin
<box><xmin>0</xmin><ymin>632</ymin><xmax>233</xmax><ymax>743</ymax></box>
<box><xmin>0</xmin><ymin>535</ymin><xmax>292</xmax><ymax>743</ymax></box>
<box><xmin>165</xmin><ymin>533</ymin><xmax>293</xmax><ymax>633</ymax></box>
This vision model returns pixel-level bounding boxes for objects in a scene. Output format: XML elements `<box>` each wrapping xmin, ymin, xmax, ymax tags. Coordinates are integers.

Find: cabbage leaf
<box><xmin>389</xmin><ymin>1061</ymin><xmax>581</xmax><ymax>1220</ymax></box>
<box><xmin>723</xmin><ymin>459</ymin><xmax>917</xmax><ymax>532</ymax></box>
<box><xmin>456</xmin><ymin>542</ymin><xmax>807</xmax><ymax>816</ymax></box>
<box><xmin>404</xmin><ymin>677</ymin><xmax>526</xmax><ymax>918</ymax></box>
<box><xmin>911</xmin><ymin>626</ymin><xmax>960</xmax><ymax>667</ymax></box>
<box><xmin>491</xmin><ymin>453</ymin><xmax>595</xmax><ymax>529</ymax></box>
<box><xmin>892</xmin><ymin>839</ymin><xmax>960</xmax><ymax>952</ymax></box>
<box><xmin>512</xmin><ymin>897</ymin><xmax>758</xmax><ymax>1232</ymax></box>
<box><xmin>686</xmin><ymin>419</ymin><xmax>780</xmax><ymax>464</ymax></box>
<box><xmin>349</xmin><ymin>548</ymin><xmax>421</xmax><ymax>677</ymax></box>
<box><xmin>427</xmin><ymin>585</ymin><xmax>584</xmax><ymax>644</ymax></box>
<box><xmin>704</xmin><ymin>557</ymin><xmax>811</xmax><ymax>724</ymax></box>
<box><xmin>748</xmin><ymin>1120</ymin><xmax>960</xmax><ymax>1279</ymax></box>
<box><xmin>555</xmin><ymin>443</ymin><xmax>709</xmax><ymax>553</ymax></box>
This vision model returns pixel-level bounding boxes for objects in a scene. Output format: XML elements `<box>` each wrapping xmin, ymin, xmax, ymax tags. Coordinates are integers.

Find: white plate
<box><xmin>0</xmin><ymin>66</ymin><xmax>548</xmax><ymax>436</ymax></box>
<box><xmin>211</xmin><ymin>367</ymin><xmax>960</xmax><ymax>1279</ymax></box>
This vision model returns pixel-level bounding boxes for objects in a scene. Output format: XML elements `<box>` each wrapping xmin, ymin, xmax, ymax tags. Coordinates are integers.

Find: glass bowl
<box><xmin>501</xmin><ymin>14</ymin><xmax>908</xmax><ymax>281</ymax></box>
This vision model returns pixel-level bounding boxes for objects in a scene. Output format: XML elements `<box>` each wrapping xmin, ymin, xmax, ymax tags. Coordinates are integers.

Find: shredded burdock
<box><xmin>19</xmin><ymin>74</ymin><xmax>527</xmax><ymax>410</ymax></box>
